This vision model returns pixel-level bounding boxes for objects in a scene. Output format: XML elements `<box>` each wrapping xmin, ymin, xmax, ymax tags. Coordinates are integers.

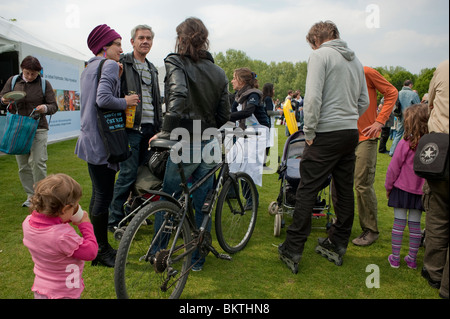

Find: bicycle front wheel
<box><xmin>114</xmin><ymin>200</ymin><xmax>192</xmax><ymax>299</ymax></box>
<box><xmin>215</xmin><ymin>172</ymin><xmax>258</xmax><ymax>254</ymax></box>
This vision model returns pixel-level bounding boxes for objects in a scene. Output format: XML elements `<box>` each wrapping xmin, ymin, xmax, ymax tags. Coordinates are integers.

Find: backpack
<box><xmin>11</xmin><ymin>74</ymin><xmax>46</xmax><ymax>95</ymax></box>
<box><xmin>392</xmin><ymin>98</ymin><xmax>402</xmax><ymax>118</ymax></box>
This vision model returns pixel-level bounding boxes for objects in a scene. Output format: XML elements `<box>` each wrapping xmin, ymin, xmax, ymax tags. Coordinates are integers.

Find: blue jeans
<box><xmin>152</xmin><ymin>139</ymin><xmax>219</xmax><ymax>268</ymax></box>
<box><xmin>109</xmin><ymin>125</ymin><xmax>157</xmax><ymax>227</ymax></box>
<box><xmin>389</xmin><ymin>118</ymin><xmax>404</xmax><ymax>157</ymax></box>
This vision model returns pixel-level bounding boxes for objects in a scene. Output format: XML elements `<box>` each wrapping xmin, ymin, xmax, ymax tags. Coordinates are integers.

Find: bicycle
<box><xmin>114</xmin><ymin>129</ymin><xmax>259</xmax><ymax>299</ymax></box>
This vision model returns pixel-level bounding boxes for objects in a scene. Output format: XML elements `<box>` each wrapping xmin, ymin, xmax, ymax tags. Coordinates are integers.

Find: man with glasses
<box><xmin>108</xmin><ymin>24</ymin><xmax>162</xmax><ymax>232</ymax></box>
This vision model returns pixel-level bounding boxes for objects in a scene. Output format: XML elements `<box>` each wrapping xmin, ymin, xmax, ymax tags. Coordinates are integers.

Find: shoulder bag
<box><xmin>413</xmin><ymin>132</ymin><xmax>449</xmax><ymax>181</ymax></box>
<box><xmin>95</xmin><ymin>59</ymin><xmax>131</xmax><ymax>164</ymax></box>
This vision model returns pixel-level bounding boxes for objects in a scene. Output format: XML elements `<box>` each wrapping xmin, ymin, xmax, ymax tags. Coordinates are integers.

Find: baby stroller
<box><xmin>113</xmin><ymin>148</ymin><xmax>168</xmax><ymax>241</ymax></box>
<box><xmin>268</xmin><ymin>130</ymin><xmax>334</xmax><ymax>236</ymax></box>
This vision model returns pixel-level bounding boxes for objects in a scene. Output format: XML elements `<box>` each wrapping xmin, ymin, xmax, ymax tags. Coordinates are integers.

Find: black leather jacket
<box><xmin>119</xmin><ymin>52</ymin><xmax>162</xmax><ymax>131</ymax></box>
<box><xmin>161</xmin><ymin>52</ymin><xmax>230</xmax><ymax>137</ymax></box>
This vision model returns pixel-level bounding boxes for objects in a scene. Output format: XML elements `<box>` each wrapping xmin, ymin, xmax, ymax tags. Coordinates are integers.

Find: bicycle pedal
<box><xmin>217</xmin><ymin>253</ymin><xmax>232</xmax><ymax>261</ymax></box>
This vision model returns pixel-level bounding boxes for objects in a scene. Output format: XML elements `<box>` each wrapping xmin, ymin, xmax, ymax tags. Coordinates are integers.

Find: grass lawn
<box><xmin>0</xmin><ymin>125</ymin><xmax>441</xmax><ymax>300</ymax></box>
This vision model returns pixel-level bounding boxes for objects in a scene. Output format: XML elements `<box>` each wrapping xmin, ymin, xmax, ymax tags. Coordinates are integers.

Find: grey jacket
<box><xmin>75</xmin><ymin>57</ymin><xmax>126</xmax><ymax>168</ymax></box>
<box><xmin>303</xmin><ymin>39</ymin><xmax>369</xmax><ymax>141</ymax></box>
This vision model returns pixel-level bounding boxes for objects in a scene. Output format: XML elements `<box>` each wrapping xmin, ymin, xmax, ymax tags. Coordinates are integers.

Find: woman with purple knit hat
<box><xmin>75</xmin><ymin>24</ymin><xmax>139</xmax><ymax>267</ymax></box>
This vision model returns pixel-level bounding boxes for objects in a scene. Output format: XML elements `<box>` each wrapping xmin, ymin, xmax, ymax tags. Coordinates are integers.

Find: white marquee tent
<box><xmin>0</xmin><ymin>17</ymin><xmax>89</xmax><ymax>144</ymax></box>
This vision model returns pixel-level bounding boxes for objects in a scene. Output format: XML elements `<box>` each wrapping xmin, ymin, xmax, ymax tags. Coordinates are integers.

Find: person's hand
<box><xmin>1</xmin><ymin>96</ymin><xmax>13</xmax><ymax>104</ymax></box>
<box><xmin>125</xmin><ymin>94</ymin><xmax>140</xmax><ymax>106</ymax></box>
<box><xmin>362</xmin><ymin>121</ymin><xmax>383</xmax><ymax>138</ymax></box>
<box><xmin>306</xmin><ymin>139</ymin><xmax>314</xmax><ymax>146</ymax></box>
<box><xmin>35</xmin><ymin>104</ymin><xmax>47</xmax><ymax>113</ymax></box>
<box><xmin>386</xmin><ymin>190</ymin><xmax>390</xmax><ymax>199</ymax></box>
<box><xmin>72</xmin><ymin>211</ymin><xmax>90</xmax><ymax>226</ymax></box>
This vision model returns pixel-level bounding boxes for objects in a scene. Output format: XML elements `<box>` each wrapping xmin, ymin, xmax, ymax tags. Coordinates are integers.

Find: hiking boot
<box><xmin>352</xmin><ymin>230</ymin><xmax>379</xmax><ymax>246</ymax></box>
<box><xmin>278</xmin><ymin>243</ymin><xmax>301</xmax><ymax>274</ymax></box>
<box><xmin>315</xmin><ymin>237</ymin><xmax>346</xmax><ymax>266</ymax></box>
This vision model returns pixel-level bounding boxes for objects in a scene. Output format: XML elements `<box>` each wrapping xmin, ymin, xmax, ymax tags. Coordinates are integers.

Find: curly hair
<box><xmin>30</xmin><ymin>174</ymin><xmax>82</xmax><ymax>217</ymax></box>
<box><xmin>175</xmin><ymin>17</ymin><xmax>209</xmax><ymax>62</ymax></box>
<box><xmin>403</xmin><ymin>103</ymin><xmax>429</xmax><ymax>150</ymax></box>
<box><xmin>306</xmin><ymin>20</ymin><xmax>340</xmax><ymax>49</ymax></box>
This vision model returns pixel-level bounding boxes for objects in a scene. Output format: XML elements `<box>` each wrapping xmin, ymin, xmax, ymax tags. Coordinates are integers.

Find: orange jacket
<box><xmin>358</xmin><ymin>66</ymin><xmax>398</xmax><ymax>142</ymax></box>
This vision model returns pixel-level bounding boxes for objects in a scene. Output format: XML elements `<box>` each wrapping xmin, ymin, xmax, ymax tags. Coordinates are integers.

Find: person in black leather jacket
<box><xmin>151</xmin><ymin>17</ymin><xmax>230</xmax><ymax>271</ymax></box>
<box><xmin>108</xmin><ymin>25</ymin><xmax>162</xmax><ymax>231</ymax></box>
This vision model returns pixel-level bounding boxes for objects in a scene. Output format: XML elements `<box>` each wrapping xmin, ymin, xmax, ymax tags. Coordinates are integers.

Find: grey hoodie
<box><xmin>303</xmin><ymin>39</ymin><xmax>369</xmax><ymax>141</ymax></box>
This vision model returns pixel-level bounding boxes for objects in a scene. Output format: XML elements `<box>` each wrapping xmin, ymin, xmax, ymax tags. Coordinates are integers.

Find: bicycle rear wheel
<box><xmin>215</xmin><ymin>172</ymin><xmax>258</xmax><ymax>254</ymax></box>
<box><xmin>114</xmin><ymin>200</ymin><xmax>192</xmax><ymax>299</ymax></box>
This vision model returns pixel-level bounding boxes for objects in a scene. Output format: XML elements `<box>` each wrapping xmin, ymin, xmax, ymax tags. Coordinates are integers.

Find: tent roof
<box><xmin>0</xmin><ymin>17</ymin><xmax>89</xmax><ymax>62</ymax></box>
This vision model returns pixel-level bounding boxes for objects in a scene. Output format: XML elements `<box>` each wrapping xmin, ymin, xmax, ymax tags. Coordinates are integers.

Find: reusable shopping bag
<box><xmin>0</xmin><ymin>109</ymin><xmax>38</xmax><ymax>155</ymax></box>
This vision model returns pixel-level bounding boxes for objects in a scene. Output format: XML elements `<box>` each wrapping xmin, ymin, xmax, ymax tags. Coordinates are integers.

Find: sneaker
<box><xmin>388</xmin><ymin>254</ymin><xmax>400</xmax><ymax>268</ymax></box>
<box><xmin>22</xmin><ymin>199</ymin><xmax>31</xmax><ymax>207</ymax></box>
<box><xmin>404</xmin><ymin>255</ymin><xmax>417</xmax><ymax>269</ymax></box>
<box><xmin>352</xmin><ymin>230</ymin><xmax>379</xmax><ymax>246</ymax></box>
<box><xmin>315</xmin><ymin>237</ymin><xmax>346</xmax><ymax>266</ymax></box>
<box><xmin>278</xmin><ymin>243</ymin><xmax>301</xmax><ymax>274</ymax></box>
<box><xmin>192</xmin><ymin>265</ymin><xmax>203</xmax><ymax>272</ymax></box>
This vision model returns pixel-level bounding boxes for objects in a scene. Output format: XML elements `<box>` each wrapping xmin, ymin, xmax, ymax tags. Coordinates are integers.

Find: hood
<box><xmin>320</xmin><ymin>39</ymin><xmax>355</xmax><ymax>61</ymax></box>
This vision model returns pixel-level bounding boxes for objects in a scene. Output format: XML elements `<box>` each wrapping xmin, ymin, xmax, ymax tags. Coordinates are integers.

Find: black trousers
<box><xmin>88</xmin><ymin>163</ymin><xmax>116</xmax><ymax>247</ymax></box>
<box><xmin>285</xmin><ymin>129</ymin><xmax>359</xmax><ymax>254</ymax></box>
<box><xmin>378</xmin><ymin>126</ymin><xmax>390</xmax><ymax>152</ymax></box>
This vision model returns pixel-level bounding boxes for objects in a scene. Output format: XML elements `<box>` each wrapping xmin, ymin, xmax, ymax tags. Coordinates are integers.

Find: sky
<box><xmin>0</xmin><ymin>0</ymin><xmax>449</xmax><ymax>74</ymax></box>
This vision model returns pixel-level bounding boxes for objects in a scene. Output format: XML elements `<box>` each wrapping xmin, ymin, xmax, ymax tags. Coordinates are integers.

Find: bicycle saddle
<box><xmin>150</xmin><ymin>138</ymin><xmax>178</xmax><ymax>150</ymax></box>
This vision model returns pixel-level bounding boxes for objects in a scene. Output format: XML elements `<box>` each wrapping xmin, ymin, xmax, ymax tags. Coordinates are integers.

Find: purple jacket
<box><xmin>385</xmin><ymin>138</ymin><xmax>425</xmax><ymax>195</ymax></box>
<box><xmin>75</xmin><ymin>57</ymin><xmax>126</xmax><ymax>168</ymax></box>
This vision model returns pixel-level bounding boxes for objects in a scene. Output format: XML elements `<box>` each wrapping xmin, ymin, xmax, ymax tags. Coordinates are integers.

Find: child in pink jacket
<box><xmin>22</xmin><ymin>174</ymin><xmax>98</xmax><ymax>299</ymax></box>
<box><xmin>385</xmin><ymin>104</ymin><xmax>429</xmax><ymax>270</ymax></box>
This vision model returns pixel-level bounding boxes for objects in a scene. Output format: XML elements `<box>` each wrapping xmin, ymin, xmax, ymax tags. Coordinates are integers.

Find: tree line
<box><xmin>214</xmin><ymin>49</ymin><xmax>435</xmax><ymax>103</ymax></box>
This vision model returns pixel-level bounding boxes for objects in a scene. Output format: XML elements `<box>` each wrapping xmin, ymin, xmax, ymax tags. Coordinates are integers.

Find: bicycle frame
<box><xmin>142</xmin><ymin>148</ymin><xmax>245</xmax><ymax>291</ymax></box>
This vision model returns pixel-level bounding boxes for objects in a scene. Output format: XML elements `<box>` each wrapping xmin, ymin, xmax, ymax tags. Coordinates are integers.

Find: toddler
<box><xmin>22</xmin><ymin>173</ymin><xmax>98</xmax><ymax>298</ymax></box>
<box><xmin>385</xmin><ymin>104</ymin><xmax>429</xmax><ymax>269</ymax></box>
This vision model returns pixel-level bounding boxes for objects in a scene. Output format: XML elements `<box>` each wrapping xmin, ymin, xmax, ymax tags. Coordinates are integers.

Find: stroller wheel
<box><xmin>114</xmin><ymin>227</ymin><xmax>126</xmax><ymax>241</ymax></box>
<box><xmin>268</xmin><ymin>201</ymin><xmax>279</xmax><ymax>216</ymax></box>
<box><xmin>274</xmin><ymin>214</ymin><xmax>282</xmax><ymax>237</ymax></box>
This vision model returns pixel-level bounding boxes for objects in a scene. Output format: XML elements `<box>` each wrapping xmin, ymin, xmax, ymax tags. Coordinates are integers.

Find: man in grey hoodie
<box><xmin>279</xmin><ymin>21</ymin><xmax>369</xmax><ymax>274</ymax></box>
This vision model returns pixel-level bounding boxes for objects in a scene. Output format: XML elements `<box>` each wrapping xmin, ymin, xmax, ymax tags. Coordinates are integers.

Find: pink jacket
<box><xmin>385</xmin><ymin>139</ymin><xmax>425</xmax><ymax>195</ymax></box>
<box><xmin>22</xmin><ymin>211</ymin><xmax>98</xmax><ymax>299</ymax></box>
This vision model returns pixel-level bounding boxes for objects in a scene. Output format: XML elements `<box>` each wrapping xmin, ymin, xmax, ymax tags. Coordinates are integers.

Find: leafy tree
<box><xmin>214</xmin><ymin>49</ymin><xmax>433</xmax><ymax>104</ymax></box>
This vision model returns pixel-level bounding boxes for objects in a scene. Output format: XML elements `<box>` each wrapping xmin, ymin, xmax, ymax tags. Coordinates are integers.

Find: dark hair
<box><xmin>262</xmin><ymin>83</ymin><xmax>274</xmax><ymax>99</ymax></box>
<box><xmin>403</xmin><ymin>79</ymin><xmax>413</xmax><ymax>87</ymax></box>
<box><xmin>175</xmin><ymin>17</ymin><xmax>209</xmax><ymax>62</ymax></box>
<box><xmin>306</xmin><ymin>20</ymin><xmax>340</xmax><ymax>48</ymax></box>
<box><xmin>20</xmin><ymin>56</ymin><xmax>43</xmax><ymax>72</ymax></box>
<box><xmin>234</xmin><ymin>67</ymin><xmax>259</xmax><ymax>89</ymax></box>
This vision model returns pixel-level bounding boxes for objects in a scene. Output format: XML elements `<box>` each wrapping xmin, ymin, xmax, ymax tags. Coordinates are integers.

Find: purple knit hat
<box><xmin>87</xmin><ymin>24</ymin><xmax>122</xmax><ymax>55</ymax></box>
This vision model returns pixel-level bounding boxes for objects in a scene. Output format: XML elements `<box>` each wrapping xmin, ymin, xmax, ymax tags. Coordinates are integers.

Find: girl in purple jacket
<box><xmin>385</xmin><ymin>103</ymin><xmax>429</xmax><ymax>269</ymax></box>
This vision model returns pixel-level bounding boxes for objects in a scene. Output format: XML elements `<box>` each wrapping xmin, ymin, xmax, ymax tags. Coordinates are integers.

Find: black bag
<box><xmin>95</xmin><ymin>59</ymin><xmax>131</xmax><ymax>164</ymax></box>
<box><xmin>414</xmin><ymin>132</ymin><xmax>449</xmax><ymax>180</ymax></box>
<box><xmin>148</xmin><ymin>148</ymin><xmax>169</xmax><ymax>180</ymax></box>
<box><xmin>392</xmin><ymin>99</ymin><xmax>402</xmax><ymax>118</ymax></box>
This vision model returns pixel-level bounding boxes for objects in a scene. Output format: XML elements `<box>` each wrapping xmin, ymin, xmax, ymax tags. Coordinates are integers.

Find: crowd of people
<box><xmin>0</xmin><ymin>18</ymin><xmax>447</xmax><ymax>300</ymax></box>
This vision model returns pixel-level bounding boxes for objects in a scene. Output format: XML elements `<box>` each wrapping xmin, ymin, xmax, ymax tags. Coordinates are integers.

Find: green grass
<box><xmin>0</xmin><ymin>126</ymin><xmax>440</xmax><ymax>299</ymax></box>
